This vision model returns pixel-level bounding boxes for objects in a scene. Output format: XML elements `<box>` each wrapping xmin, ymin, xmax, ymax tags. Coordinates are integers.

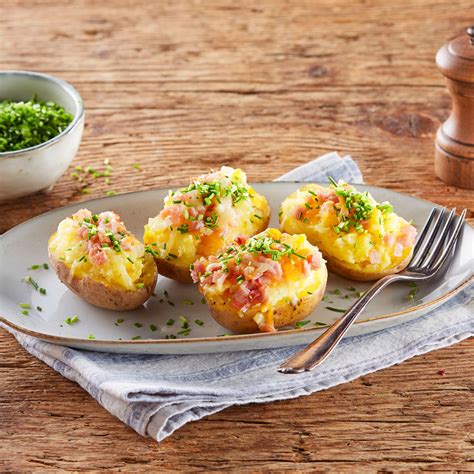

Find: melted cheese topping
<box><xmin>48</xmin><ymin>209</ymin><xmax>147</xmax><ymax>290</ymax></box>
<box><xmin>144</xmin><ymin>166</ymin><xmax>269</xmax><ymax>269</ymax></box>
<box><xmin>280</xmin><ymin>183</ymin><xmax>416</xmax><ymax>274</ymax></box>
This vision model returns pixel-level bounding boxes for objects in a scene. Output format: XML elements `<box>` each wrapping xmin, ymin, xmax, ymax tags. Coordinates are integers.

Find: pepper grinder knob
<box><xmin>435</xmin><ymin>27</ymin><xmax>474</xmax><ymax>189</ymax></box>
<box><xmin>467</xmin><ymin>26</ymin><xmax>474</xmax><ymax>45</ymax></box>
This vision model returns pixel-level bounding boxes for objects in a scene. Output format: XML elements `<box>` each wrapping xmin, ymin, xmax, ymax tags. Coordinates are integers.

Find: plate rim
<box><xmin>1</xmin><ymin>181</ymin><xmax>472</xmax><ymax>346</ymax></box>
<box><xmin>0</xmin><ymin>277</ymin><xmax>471</xmax><ymax>347</ymax></box>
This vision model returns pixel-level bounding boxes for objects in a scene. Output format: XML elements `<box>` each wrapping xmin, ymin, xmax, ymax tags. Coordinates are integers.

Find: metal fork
<box><xmin>278</xmin><ymin>207</ymin><xmax>467</xmax><ymax>374</ymax></box>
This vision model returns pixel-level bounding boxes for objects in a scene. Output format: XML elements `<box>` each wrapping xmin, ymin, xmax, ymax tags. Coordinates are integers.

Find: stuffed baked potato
<box><xmin>191</xmin><ymin>228</ymin><xmax>327</xmax><ymax>334</ymax></box>
<box><xmin>279</xmin><ymin>179</ymin><xmax>417</xmax><ymax>281</ymax></box>
<box><xmin>48</xmin><ymin>209</ymin><xmax>157</xmax><ymax>310</ymax></box>
<box><xmin>144</xmin><ymin>166</ymin><xmax>270</xmax><ymax>283</ymax></box>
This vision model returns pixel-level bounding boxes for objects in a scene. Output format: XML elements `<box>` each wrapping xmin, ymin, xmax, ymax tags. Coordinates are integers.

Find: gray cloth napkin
<box><xmin>2</xmin><ymin>152</ymin><xmax>472</xmax><ymax>442</ymax></box>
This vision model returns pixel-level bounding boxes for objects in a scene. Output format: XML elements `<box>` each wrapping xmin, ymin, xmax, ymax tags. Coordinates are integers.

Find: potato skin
<box><xmin>153</xmin><ymin>207</ymin><xmax>271</xmax><ymax>284</ymax></box>
<box><xmin>325</xmin><ymin>249</ymin><xmax>413</xmax><ymax>281</ymax></box>
<box><xmin>49</xmin><ymin>252</ymin><xmax>158</xmax><ymax>311</ymax></box>
<box><xmin>203</xmin><ymin>265</ymin><xmax>328</xmax><ymax>334</ymax></box>
<box><xmin>154</xmin><ymin>257</ymin><xmax>193</xmax><ymax>284</ymax></box>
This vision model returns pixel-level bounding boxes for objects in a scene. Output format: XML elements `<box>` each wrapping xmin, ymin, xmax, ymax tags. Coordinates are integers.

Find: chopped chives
<box><xmin>195</xmin><ymin>319</ymin><xmax>204</xmax><ymax>326</ymax></box>
<box><xmin>325</xmin><ymin>307</ymin><xmax>346</xmax><ymax>313</ymax></box>
<box><xmin>295</xmin><ymin>320</ymin><xmax>310</xmax><ymax>328</ymax></box>
<box><xmin>149</xmin><ymin>324</ymin><xmax>158</xmax><ymax>332</ymax></box>
<box><xmin>408</xmin><ymin>287</ymin><xmax>418</xmax><ymax>300</ymax></box>
<box><xmin>134</xmin><ymin>323</ymin><xmax>143</xmax><ymax>328</ymax></box>
<box><xmin>166</xmin><ymin>318</ymin><xmax>175</xmax><ymax>326</ymax></box>
<box><xmin>19</xmin><ymin>303</ymin><xmax>31</xmax><ymax>309</ymax></box>
<box><xmin>23</xmin><ymin>275</ymin><xmax>39</xmax><ymax>290</ymax></box>
<box><xmin>36</xmin><ymin>306</ymin><xmax>42</xmax><ymax>312</ymax></box>
<box><xmin>313</xmin><ymin>321</ymin><xmax>327</xmax><ymax>327</ymax></box>
<box><xmin>87</xmin><ymin>334</ymin><xmax>95</xmax><ymax>340</ymax></box>
<box><xmin>65</xmin><ymin>315</ymin><xmax>79</xmax><ymax>325</ymax></box>
<box><xmin>21</xmin><ymin>310</ymin><xmax>29</xmax><ymax>315</ymax></box>
<box><xmin>132</xmin><ymin>336</ymin><xmax>141</xmax><ymax>340</ymax></box>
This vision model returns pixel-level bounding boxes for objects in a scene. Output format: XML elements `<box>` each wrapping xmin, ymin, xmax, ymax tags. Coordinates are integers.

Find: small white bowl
<box><xmin>0</xmin><ymin>71</ymin><xmax>84</xmax><ymax>201</ymax></box>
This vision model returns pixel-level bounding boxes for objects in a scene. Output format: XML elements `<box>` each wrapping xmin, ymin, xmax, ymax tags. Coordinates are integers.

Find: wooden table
<box><xmin>1</xmin><ymin>1</ymin><xmax>473</xmax><ymax>471</ymax></box>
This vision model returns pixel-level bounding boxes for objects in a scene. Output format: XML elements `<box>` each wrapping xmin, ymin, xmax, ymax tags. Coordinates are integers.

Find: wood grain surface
<box><xmin>0</xmin><ymin>0</ymin><xmax>473</xmax><ymax>471</ymax></box>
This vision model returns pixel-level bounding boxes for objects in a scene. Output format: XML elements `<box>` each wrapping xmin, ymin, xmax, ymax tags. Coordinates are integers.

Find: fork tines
<box><xmin>408</xmin><ymin>207</ymin><xmax>467</xmax><ymax>274</ymax></box>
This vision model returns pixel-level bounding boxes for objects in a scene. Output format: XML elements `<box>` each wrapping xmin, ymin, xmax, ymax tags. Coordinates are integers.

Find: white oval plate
<box><xmin>0</xmin><ymin>183</ymin><xmax>472</xmax><ymax>354</ymax></box>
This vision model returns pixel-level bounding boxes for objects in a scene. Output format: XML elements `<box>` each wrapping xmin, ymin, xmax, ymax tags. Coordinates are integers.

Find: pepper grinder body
<box><xmin>435</xmin><ymin>28</ymin><xmax>474</xmax><ymax>189</ymax></box>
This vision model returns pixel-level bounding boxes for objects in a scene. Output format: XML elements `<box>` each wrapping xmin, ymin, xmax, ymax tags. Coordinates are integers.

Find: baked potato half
<box><xmin>279</xmin><ymin>179</ymin><xmax>417</xmax><ymax>281</ymax></box>
<box><xmin>144</xmin><ymin>166</ymin><xmax>270</xmax><ymax>283</ymax></box>
<box><xmin>48</xmin><ymin>209</ymin><xmax>157</xmax><ymax>310</ymax></box>
<box><xmin>191</xmin><ymin>228</ymin><xmax>327</xmax><ymax>334</ymax></box>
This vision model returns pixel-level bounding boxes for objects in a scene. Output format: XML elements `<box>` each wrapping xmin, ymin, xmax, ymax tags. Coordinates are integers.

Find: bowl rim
<box><xmin>0</xmin><ymin>70</ymin><xmax>84</xmax><ymax>158</ymax></box>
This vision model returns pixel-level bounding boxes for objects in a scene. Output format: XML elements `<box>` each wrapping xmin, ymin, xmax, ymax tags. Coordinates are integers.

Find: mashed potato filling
<box><xmin>144</xmin><ymin>166</ymin><xmax>269</xmax><ymax>269</ymax></box>
<box><xmin>191</xmin><ymin>229</ymin><xmax>325</xmax><ymax>332</ymax></box>
<box><xmin>280</xmin><ymin>180</ymin><xmax>417</xmax><ymax>274</ymax></box>
<box><xmin>48</xmin><ymin>209</ymin><xmax>147</xmax><ymax>290</ymax></box>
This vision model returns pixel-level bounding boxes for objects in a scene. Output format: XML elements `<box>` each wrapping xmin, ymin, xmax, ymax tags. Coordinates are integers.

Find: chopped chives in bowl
<box><xmin>0</xmin><ymin>97</ymin><xmax>73</xmax><ymax>153</ymax></box>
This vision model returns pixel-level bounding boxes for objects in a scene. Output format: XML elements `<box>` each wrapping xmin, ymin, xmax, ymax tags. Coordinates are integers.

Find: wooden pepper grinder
<box><xmin>435</xmin><ymin>27</ymin><xmax>474</xmax><ymax>189</ymax></box>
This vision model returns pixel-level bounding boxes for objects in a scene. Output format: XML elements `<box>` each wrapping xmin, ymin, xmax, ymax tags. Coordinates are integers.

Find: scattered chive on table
<box><xmin>0</xmin><ymin>0</ymin><xmax>472</xmax><ymax>471</ymax></box>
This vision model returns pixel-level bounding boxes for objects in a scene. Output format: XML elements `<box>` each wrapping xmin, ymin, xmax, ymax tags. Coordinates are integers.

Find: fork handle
<box><xmin>278</xmin><ymin>274</ymin><xmax>400</xmax><ymax>374</ymax></box>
